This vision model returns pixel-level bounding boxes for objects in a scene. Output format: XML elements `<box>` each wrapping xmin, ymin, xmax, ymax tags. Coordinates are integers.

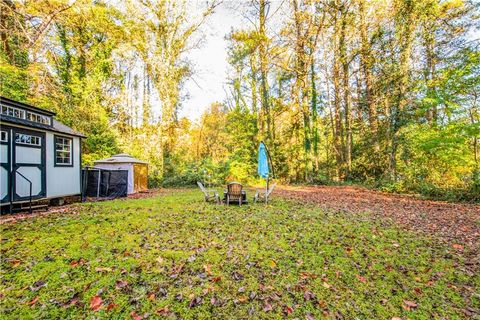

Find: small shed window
<box><xmin>1</xmin><ymin>105</ymin><xmax>25</xmax><ymax>119</ymax></box>
<box><xmin>26</xmin><ymin>111</ymin><xmax>51</xmax><ymax>125</ymax></box>
<box><xmin>15</xmin><ymin>133</ymin><xmax>41</xmax><ymax>146</ymax></box>
<box><xmin>55</xmin><ymin>136</ymin><xmax>73</xmax><ymax>166</ymax></box>
<box><xmin>0</xmin><ymin>131</ymin><xmax>7</xmax><ymax>142</ymax></box>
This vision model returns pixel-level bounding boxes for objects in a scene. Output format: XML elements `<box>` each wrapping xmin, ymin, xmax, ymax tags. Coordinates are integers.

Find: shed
<box><xmin>1</xmin><ymin>96</ymin><xmax>85</xmax><ymax>212</ymax></box>
<box><xmin>93</xmin><ymin>154</ymin><xmax>148</xmax><ymax>194</ymax></box>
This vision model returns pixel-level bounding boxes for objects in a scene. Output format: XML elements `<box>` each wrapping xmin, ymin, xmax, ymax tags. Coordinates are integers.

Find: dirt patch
<box><xmin>275</xmin><ymin>185</ymin><xmax>480</xmax><ymax>251</ymax></box>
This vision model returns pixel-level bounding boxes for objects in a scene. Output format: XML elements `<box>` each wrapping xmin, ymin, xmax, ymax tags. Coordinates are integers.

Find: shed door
<box><xmin>133</xmin><ymin>164</ymin><xmax>148</xmax><ymax>192</ymax></box>
<box><xmin>0</xmin><ymin>128</ymin><xmax>10</xmax><ymax>203</ymax></box>
<box><xmin>12</xmin><ymin>128</ymin><xmax>46</xmax><ymax>201</ymax></box>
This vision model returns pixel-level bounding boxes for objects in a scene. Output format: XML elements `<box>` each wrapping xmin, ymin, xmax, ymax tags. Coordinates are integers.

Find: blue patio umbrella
<box><xmin>258</xmin><ymin>142</ymin><xmax>269</xmax><ymax>179</ymax></box>
<box><xmin>258</xmin><ymin>141</ymin><xmax>272</xmax><ymax>204</ymax></box>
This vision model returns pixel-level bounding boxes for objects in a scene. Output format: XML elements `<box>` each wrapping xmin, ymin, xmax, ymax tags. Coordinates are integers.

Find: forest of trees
<box><xmin>1</xmin><ymin>0</ymin><xmax>479</xmax><ymax>201</ymax></box>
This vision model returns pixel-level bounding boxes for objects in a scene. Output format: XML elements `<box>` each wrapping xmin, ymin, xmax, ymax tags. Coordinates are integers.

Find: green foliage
<box><xmin>1</xmin><ymin>191</ymin><xmax>477</xmax><ymax>318</ymax></box>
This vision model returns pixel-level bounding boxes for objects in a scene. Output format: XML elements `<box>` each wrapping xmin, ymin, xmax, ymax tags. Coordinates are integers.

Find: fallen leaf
<box><xmin>203</xmin><ymin>264</ymin><xmax>212</xmax><ymax>275</ymax></box>
<box><xmin>95</xmin><ymin>267</ymin><xmax>112</xmax><ymax>272</ymax></box>
<box><xmin>322</xmin><ymin>282</ymin><xmax>331</xmax><ymax>289</ymax></box>
<box><xmin>232</xmin><ymin>271</ymin><xmax>244</xmax><ymax>281</ymax></box>
<box><xmin>318</xmin><ymin>300</ymin><xmax>327</xmax><ymax>308</ymax></box>
<box><xmin>211</xmin><ymin>276</ymin><xmax>222</xmax><ymax>283</ymax></box>
<box><xmin>10</xmin><ymin>259</ymin><xmax>21</xmax><ymax>268</ymax></box>
<box><xmin>70</xmin><ymin>258</ymin><xmax>86</xmax><ymax>268</ymax></box>
<box><xmin>452</xmin><ymin>244</ymin><xmax>464</xmax><ymax>251</ymax></box>
<box><xmin>303</xmin><ymin>290</ymin><xmax>315</xmax><ymax>301</ymax></box>
<box><xmin>115</xmin><ymin>280</ymin><xmax>128</xmax><ymax>289</ymax></box>
<box><xmin>156</xmin><ymin>306</ymin><xmax>170</xmax><ymax>315</ymax></box>
<box><xmin>106</xmin><ymin>303</ymin><xmax>117</xmax><ymax>311</ymax></box>
<box><xmin>306</xmin><ymin>312</ymin><xmax>315</xmax><ymax>320</ymax></box>
<box><xmin>90</xmin><ymin>295</ymin><xmax>103</xmax><ymax>311</ymax></box>
<box><xmin>156</xmin><ymin>257</ymin><xmax>164</xmax><ymax>264</ymax></box>
<box><xmin>30</xmin><ymin>280</ymin><xmax>47</xmax><ymax>292</ymax></box>
<box><xmin>402</xmin><ymin>300</ymin><xmax>418</xmax><ymax>311</ymax></box>
<box><xmin>269</xmin><ymin>259</ymin><xmax>277</xmax><ymax>268</ymax></box>
<box><xmin>356</xmin><ymin>275</ymin><xmax>367</xmax><ymax>283</ymax></box>
<box><xmin>391</xmin><ymin>317</ymin><xmax>403</xmax><ymax>320</ymax></box>
<box><xmin>263</xmin><ymin>302</ymin><xmax>273</xmax><ymax>312</ymax></box>
<box><xmin>63</xmin><ymin>294</ymin><xmax>79</xmax><ymax>308</ymax></box>
<box><xmin>148</xmin><ymin>293</ymin><xmax>156</xmax><ymax>301</ymax></box>
<box><xmin>130</xmin><ymin>311</ymin><xmax>142</xmax><ymax>320</ymax></box>
<box><xmin>189</xmin><ymin>296</ymin><xmax>202</xmax><ymax>308</ymax></box>
<box><xmin>284</xmin><ymin>305</ymin><xmax>294</xmax><ymax>315</ymax></box>
<box><xmin>27</xmin><ymin>296</ymin><xmax>39</xmax><ymax>306</ymax></box>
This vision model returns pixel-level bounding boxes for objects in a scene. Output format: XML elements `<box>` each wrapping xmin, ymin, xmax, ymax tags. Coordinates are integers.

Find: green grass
<box><xmin>1</xmin><ymin>190</ymin><xmax>478</xmax><ymax>319</ymax></box>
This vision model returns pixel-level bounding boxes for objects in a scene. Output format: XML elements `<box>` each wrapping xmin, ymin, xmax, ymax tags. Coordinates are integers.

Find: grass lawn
<box><xmin>1</xmin><ymin>190</ymin><xmax>478</xmax><ymax>319</ymax></box>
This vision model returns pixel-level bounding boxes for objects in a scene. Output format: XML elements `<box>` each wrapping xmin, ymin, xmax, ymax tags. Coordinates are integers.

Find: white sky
<box><xmin>179</xmin><ymin>2</ymin><xmax>243</xmax><ymax>120</ymax></box>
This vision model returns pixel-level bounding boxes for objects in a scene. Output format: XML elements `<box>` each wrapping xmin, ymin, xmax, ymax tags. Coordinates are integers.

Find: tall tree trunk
<box><xmin>359</xmin><ymin>0</ymin><xmax>379</xmax><ymax>151</ymax></box>
<box><xmin>339</xmin><ymin>7</ymin><xmax>352</xmax><ymax>177</ymax></box>
<box><xmin>390</xmin><ymin>0</ymin><xmax>416</xmax><ymax>180</ymax></box>
<box><xmin>311</xmin><ymin>58</ymin><xmax>319</xmax><ymax>173</ymax></box>
<box><xmin>259</xmin><ymin>0</ymin><xmax>271</xmax><ymax>143</ymax></box>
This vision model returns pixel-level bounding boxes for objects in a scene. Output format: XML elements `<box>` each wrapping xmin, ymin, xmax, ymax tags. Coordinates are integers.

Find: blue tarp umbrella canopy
<box><xmin>258</xmin><ymin>142</ymin><xmax>269</xmax><ymax>179</ymax></box>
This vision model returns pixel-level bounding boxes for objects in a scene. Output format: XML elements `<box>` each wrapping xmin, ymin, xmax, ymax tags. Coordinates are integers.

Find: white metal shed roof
<box><xmin>94</xmin><ymin>153</ymin><xmax>148</xmax><ymax>165</ymax></box>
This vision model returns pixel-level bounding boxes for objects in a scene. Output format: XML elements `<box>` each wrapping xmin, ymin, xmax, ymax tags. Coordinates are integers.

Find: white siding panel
<box><xmin>16</xmin><ymin>166</ymin><xmax>42</xmax><ymax>196</ymax></box>
<box><xmin>0</xmin><ymin>166</ymin><xmax>8</xmax><ymax>199</ymax></box>
<box><xmin>46</xmin><ymin>133</ymin><xmax>81</xmax><ymax>198</ymax></box>
<box><xmin>0</xmin><ymin>145</ymin><xmax>7</xmax><ymax>163</ymax></box>
<box><xmin>16</xmin><ymin>146</ymin><xmax>41</xmax><ymax>164</ymax></box>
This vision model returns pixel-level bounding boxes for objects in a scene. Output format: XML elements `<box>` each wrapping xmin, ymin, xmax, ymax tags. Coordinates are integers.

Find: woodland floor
<box><xmin>276</xmin><ymin>186</ymin><xmax>480</xmax><ymax>253</ymax></box>
<box><xmin>0</xmin><ymin>189</ymin><xmax>479</xmax><ymax>319</ymax></box>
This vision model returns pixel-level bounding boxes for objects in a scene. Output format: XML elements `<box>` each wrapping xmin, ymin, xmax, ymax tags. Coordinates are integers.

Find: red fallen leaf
<box><xmin>70</xmin><ymin>258</ymin><xmax>86</xmax><ymax>268</ymax></box>
<box><xmin>27</xmin><ymin>296</ymin><xmax>39</xmax><ymax>305</ymax></box>
<box><xmin>115</xmin><ymin>280</ymin><xmax>128</xmax><ymax>289</ymax></box>
<box><xmin>402</xmin><ymin>300</ymin><xmax>418</xmax><ymax>311</ymax></box>
<box><xmin>106</xmin><ymin>303</ymin><xmax>117</xmax><ymax>311</ymax></box>
<box><xmin>130</xmin><ymin>311</ymin><xmax>142</xmax><ymax>320</ymax></box>
<box><xmin>211</xmin><ymin>276</ymin><xmax>222</xmax><ymax>283</ymax></box>
<box><xmin>413</xmin><ymin>287</ymin><xmax>423</xmax><ymax>295</ymax></box>
<box><xmin>148</xmin><ymin>293</ymin><xmax>155</xmax><ymax>301</ymax></box>
<box><xmin>90</xmin><ymin>295</ymin><xmax>103</xmax><ymax>311</ymax></box>
<box><xmin>356</xmin><ymin>275</ymin><xmax>367</xmax><ymax>283</ymax></box>
<box><xmin>284</xmin><ymin>305</ymin><xmax>294</xmax><ymax>315</ymax></box>
<box><xmin>123</xmin><ymin>251</ymin><xmax>131</xmax><ymax>257</ymax></box>
<box><xmin>452</xmin><ymin>244</ymin><xmax>464</xmax><ymax>251</ymax></box>
<box><xmin>156</xmin><ymin>306</ymin><xmax>170</xmax><ymax>315</ymax></box>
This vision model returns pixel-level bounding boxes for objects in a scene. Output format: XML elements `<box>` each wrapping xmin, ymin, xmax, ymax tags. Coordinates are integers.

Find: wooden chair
<box><xmin>254</xmin><ymin>183</ymin><xmax>277</xmax><ymax>203</ymax></box>
<box><xmin>226</xmin><ymin>182</ymin><xmax>243</xmax><ymax>206</ymax></box>
<box><xmin>197</xmin><ymin>181</ymin><xmax>219</xmax><ymax>204</ymax></box>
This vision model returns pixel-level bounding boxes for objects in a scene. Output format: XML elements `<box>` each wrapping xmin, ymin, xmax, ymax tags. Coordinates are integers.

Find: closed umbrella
<box><xmin>258</xmin><ymin>141</ymin><xmax>271</xmax><ymax>203</ymax></box>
